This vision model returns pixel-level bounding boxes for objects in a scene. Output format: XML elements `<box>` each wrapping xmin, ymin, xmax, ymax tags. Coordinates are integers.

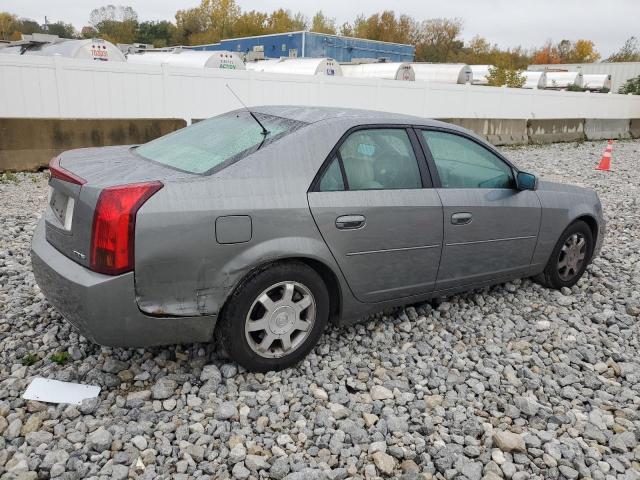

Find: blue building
<box><xmin>191</xmin><ymin>31</ymin><xmax>415</xmax><ymax>63</ymax></box>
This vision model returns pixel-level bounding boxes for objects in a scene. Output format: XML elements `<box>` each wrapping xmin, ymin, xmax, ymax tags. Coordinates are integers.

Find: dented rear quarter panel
<box><xmin>134</xmin><ymin>117</ymin><xmax>365</xmax><ymax>319</ymax></box>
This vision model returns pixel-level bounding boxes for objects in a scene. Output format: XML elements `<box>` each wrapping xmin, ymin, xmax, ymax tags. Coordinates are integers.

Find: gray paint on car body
<box><xmin>31</xmin><ymin>105</ymin><xmax>606</xmax><ymax>347</ymax></box>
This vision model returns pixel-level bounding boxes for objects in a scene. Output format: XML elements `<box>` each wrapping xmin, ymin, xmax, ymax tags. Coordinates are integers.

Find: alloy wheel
<box><xmin>557</xmin><ymin>232</ymin><xmax>587</xmax><ymax>281</ymax></box>
<box><xmin>244</xmin><ymin>281</ymin><xmax>316</xmax><ymax>358</ymax></box>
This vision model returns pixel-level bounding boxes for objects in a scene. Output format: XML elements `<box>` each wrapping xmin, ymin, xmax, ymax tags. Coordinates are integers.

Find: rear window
<box><xmin>136</xmin><ymin>111</ymin><xmax>306</xmax><ymax>174</ymax></box>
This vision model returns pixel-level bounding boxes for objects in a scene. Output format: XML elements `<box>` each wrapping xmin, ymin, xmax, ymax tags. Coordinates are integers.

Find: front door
<box><xmin>417</xmin><ymin>129</ymin><xmax>541</xmax><ymax>291</ymax></box>
<box><xmin>308</xmin><ymin>127</ymin><xmax>443</xmax><ymax>303</ymax></box>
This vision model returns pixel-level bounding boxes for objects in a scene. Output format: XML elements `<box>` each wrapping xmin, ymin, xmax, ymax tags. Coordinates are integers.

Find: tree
<box><xmin>233</xmin><ymin>10</ymin><xmax>269</xmax><ymax>38</ymax></box>
<box><xmin>18</xmin><ymin>18</ymin><xmax>43</xmax><ymax>35</ymax></box>
<box><xmin>531</xmin><ymin>40</ymin><xmax>560</xmax><ymax>64</ymax></box>
<box><xmin>486</xmin><ymin>66</ymin><xmax>526</xmax><ymax>88</ymax></box>
<box><xmin>174</xmin><ymin>7</ymin><xmax>208</xmax><ymax>44</ymax></box>
<box><xmin>136</xmin><ymin>20</ymin><xmax>176</xmax><ymax>47</ymax></box>
<box><xmin>89</xmin><ymin>5</ymin><xmax>137</xmax><ymax>27</ymax></box>
<box><xmin>531</xmin><ymin>39</ymin><xmax>600</xmax><ymax>64</ymax></box>
<box><xmin>89</xmin><ymin>5</ymin><xmax>138</xmax><ymax>44</ymax></box>
<box><xmin>618</xmin><ymin>75</ymin><xmax>640</xmax><ymax>94</ymax></box>
<box><xmin>311</xmin><ymin>11</ymin><xmax>336</xmax><ymax>35</ymax></box>
<box><xmin>606</xmin><ymin>36</ymin><xmax>640</xmax><ymax>62</ymax></box>
<box><xmin>338</xmin><ymin>22</ymin><xmax>353</xmax><ymax>37</ymax></box>
<box><xmin>200</xmin><ymin>0</ymin><xmax>240</xmax><ymax>41</ymax></box>
<box><xmin>0</xmin><ymin>11</ymin><xmax>19</xmax><ymax>40</ymax></box>
<box><xmin>81</xmin><ymin>26</ymin><xmax>98</xmax><ymax>38</ymax></box>
<box><xmin>46</xmin><ymin>21</ymin><xmax>77</xmax><ymax>38</ymax></box>
<box><xmin>415</xmin><ymin>17</ymin><xmax>464</xmax><ymax>62</ymax></box>
<box><xmin>346</xmin><ymin>11</ymin><xmax>417</xmax><ymax>45</ymax></box>
<box><xmin>455</xmin><ymin>36</ymin><xmax>531</xmax><ymax>70</ymax></box>
<box><xmin>267</xmin><ymin>9</ymin><xmax>306</xmax><ymax>33</ymax></box>
<box><xmin>569</xmin><ymin>39</ymin><xmax>600</xmax><ymax>63</ymax></box>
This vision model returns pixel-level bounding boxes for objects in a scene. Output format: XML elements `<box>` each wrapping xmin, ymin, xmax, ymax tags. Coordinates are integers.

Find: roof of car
<box><xmin>251</xmin><ymin>105</ymin><xmax>450</xmax><ymax>127</ymax></box>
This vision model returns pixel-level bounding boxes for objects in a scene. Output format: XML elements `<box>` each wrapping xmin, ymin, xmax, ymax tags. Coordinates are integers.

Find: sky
<box><xmin>3</xmin><ymin>0</ymin><xmax>639</xmax><ymax>57</ymax></box>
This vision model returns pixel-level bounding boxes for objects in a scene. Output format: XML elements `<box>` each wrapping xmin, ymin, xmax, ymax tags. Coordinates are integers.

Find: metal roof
<box><xmin>252</xmin><ymin>105</ymin><xmax>450</xmax><ymax>127</ymax></box>
<box><xmin>195</xmin><ymin>31</ymin><xmax>414</xmax><ymax>48</ymax></box>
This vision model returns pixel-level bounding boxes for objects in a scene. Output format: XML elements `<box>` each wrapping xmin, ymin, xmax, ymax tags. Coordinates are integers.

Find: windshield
<box><xmin>136</xmin><ymin>111</ymin><xmax>305</xmax><ymax>174</ymax></box>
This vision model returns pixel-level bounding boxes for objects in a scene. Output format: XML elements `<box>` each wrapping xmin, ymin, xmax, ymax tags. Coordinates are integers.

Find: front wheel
<box><xmin>534</xmin><ymin>220</ymin><xmax>593</xmax><ymax>289</ymax></box>
<box><xmin>217</xmin><ymin>262</ymin><xmax>329</xmax><ymax>372</ymax></box>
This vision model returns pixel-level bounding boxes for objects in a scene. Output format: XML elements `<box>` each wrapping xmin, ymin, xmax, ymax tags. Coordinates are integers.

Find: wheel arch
<box><xmin>573</xmin><ymin>214</ymin><xmax>598</xmax><ymax>252</ymax></box>
<box><xmin>218</xmin><ymin>255</ymin><xmax>344</xmax><ymax>327</ymax></box>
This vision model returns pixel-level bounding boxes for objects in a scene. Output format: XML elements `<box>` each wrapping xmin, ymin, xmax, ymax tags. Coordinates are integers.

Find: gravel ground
<box><xmin>1</xmin><ymin>140</ymin><xmax>639</xmax><ymax>480</ymax></box>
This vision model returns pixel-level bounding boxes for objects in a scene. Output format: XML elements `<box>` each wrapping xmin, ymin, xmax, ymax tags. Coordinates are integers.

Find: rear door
<box><xmin>416</xmin><ymin>128</ymin><xmax>541</xmax><ymax>291</ymax></box>
<box><xmin>308</xmin><ymin>126</ymin><xmax>443</xmax><ymax>303</ymax></box>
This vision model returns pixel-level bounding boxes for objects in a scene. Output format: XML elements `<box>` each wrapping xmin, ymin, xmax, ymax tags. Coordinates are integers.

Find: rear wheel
<box><xmin>534</xmin><ymin>220</ymin><xmax>593</xmax><ymax>289</ymax></box>
<box><xmin>217</xmin><ymin>262</ymin><xmax>329</xmax><ymax>372</ymax></box>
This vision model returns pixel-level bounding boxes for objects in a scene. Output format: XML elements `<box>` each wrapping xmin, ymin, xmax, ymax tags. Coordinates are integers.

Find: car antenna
<box><xmin>226</xmin><ymin>83</ymin><xmax>269</xmax><ymax>136</ymax></box>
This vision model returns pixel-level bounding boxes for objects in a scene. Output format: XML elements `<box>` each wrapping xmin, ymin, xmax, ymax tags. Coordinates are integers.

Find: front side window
<box><xmin>136</xmin><ymin>111</ymin><xmax>304</xmax><ymax>174</ymax></box>
<box><xmin>318</xmin><ymin>128</ymin><xmax>422</xmax><ymax>191</ymax></box>
<box><xmin>421</xmin><ymin>130</ymin><xmax>514</xmax><ymax>189</ymax></box>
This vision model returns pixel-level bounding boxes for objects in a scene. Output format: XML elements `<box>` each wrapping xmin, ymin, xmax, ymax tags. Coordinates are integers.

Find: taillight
<box><xmin>49</xmin><ymin>156</ymin><xmax>86</xmax><ymax>185</ymax></box>
<box><xmin>90</xmin><ymin>181</ymin><xmax>163</xmax><ymax>275</ymax></box>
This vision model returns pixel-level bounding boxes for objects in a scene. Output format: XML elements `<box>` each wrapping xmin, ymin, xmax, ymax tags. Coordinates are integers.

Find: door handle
<box><xmin>451</xmin><ymin>212</ymin><xmax>472</xmax><ymax>225</ymax></box>
<box><xmin>336</xmin><ymin>215</ymin><xmax>366</xmax><ymax>230</ymax></box>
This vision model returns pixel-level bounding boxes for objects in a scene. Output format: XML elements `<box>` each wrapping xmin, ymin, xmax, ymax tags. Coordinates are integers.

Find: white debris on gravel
<box><xmin>0</xmin><ymin>140</ymin><xmax>639</xmax><ymax>480</ymax></box>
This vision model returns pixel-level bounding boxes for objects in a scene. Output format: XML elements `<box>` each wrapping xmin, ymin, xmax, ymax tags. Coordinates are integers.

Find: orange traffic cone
<box><xmin>596</xmin><ymin>140</ymin><xmax>613</xmax><ymax>171</ymax></box>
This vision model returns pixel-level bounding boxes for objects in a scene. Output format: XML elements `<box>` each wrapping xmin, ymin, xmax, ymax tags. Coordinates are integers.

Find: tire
<box><xmin>217</xmin><ymin>261</ymin><xmax>329</xmax><ymax>372</ymax></box>
<box><xmin>534</xmin><ymin>220</ymin><xmax>593</xmax><ymax>290</ymax></box>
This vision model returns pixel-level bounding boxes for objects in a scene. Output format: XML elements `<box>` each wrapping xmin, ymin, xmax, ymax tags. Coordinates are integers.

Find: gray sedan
<box><xmin>31</xmin><ymin>106</ymin><xmax>605</xmax><ymax>371</ymax></box>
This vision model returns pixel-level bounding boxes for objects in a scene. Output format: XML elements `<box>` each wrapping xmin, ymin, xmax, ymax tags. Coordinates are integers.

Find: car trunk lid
<box><xmin>45</xmin><ymin>145</ymin><xmax>193</xmax><ymax>270</ymax></box>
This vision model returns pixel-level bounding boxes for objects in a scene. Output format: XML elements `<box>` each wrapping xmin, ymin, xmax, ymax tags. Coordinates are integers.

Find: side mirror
<box><xmin>516</xmin><ymin>171</ymin><xmax>537</xmax><ymax>191</ymax></box>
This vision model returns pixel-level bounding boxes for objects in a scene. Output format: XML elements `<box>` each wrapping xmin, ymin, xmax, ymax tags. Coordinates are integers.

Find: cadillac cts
<box><xmin>31</xmin><ymin>106</ymin><xmax>605</xmax><ymax>371</ymax></box>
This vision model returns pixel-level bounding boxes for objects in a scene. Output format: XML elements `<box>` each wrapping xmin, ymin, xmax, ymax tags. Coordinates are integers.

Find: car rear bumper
<box><xmin>30</xmin><ymin>218</ymin><xmax>216</xmax><ymax>348</ymax></box>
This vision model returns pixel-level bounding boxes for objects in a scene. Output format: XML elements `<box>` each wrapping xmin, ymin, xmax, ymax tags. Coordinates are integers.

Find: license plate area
<box><xmin>49</xmin><ymin>188</ymin><xmax>75</xmax><ymax>231</ymax></box>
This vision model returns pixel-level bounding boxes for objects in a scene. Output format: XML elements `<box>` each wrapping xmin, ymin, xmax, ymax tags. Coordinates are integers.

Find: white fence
<box><xmin>1</xmin><ymin>55</ymin><xmax>640</xmax><ymax>121</ymax></box>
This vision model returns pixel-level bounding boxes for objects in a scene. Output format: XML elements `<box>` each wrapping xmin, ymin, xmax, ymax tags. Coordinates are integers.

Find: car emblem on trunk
<box><xmin>73</xmin><ymin>250</ymin><xmax>86</xmax><ymax>260</ymax></box>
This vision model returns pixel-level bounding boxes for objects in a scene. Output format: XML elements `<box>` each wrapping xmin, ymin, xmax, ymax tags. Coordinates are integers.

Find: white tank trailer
<box><xmin>411</xmin><ymin>63</ymin><xmax>473</xmax><ymax>84</ymax></box>
<box><xmin>245</xmin><ymin>58</ymin><xmax>342</xmax><ymax>76</ymax></box>
<box><xmin>469</xmin><ymin>65</ymin><xmax>494</xmax><ymax>85</ymax></box>
<box><xmin>544</xmin><ymin>71</ymin><xmax>584</xmax><ymax>89</ymax></box>
<box><xmin>340</xmin><ymin>62</ymin><xmax>415</xmax><ymax>81</ymax></box>
<box><xmin>127</xmin><ymin>49</ymin><xmax>245</xmax><ymax>70</ymax></box>
<box><xmin>0</xmin><ymin>38</ymin><xmax>126</xmax><ymax>62</ymax></box>
<box><xmin>244</xmin><ymin>58</ymin><xmax>284</xmax><ymax>71</ymax></box>
<box><xmin>521</xmin><ymin>71</ymin><xmax>547</xmax><ymax>89</ymax></box>
<box><xmin>582</xmin><ymin>74</ymin><xmax>612</xmax><ymax>91</ymax></box>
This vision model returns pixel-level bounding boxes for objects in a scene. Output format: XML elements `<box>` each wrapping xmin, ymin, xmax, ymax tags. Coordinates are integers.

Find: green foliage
<box><xmin>415</xmin><ymin>17</ymin><xmax>464</xmax><ymax>62</ymax></box>
<box><xmin>566</xmin><ymin>84</ymin><xmax>586</xmax><ymax>92</ymax></box>
<box><xmin>21</xmin><ymin>353</ymin><xmax>39</xmax><ymax>366</ymax></box>
<box><xmin>487</xmin><ymin>66</ymin><xmax>526</xmax><ymax>88</ymax></box>
<box><xmin>50</xmin><ymin>352</ymin><xmax>70</xmax><ymax>365</ymax></box>
<box><xmin>456</xmin><ymin>35</ymin><xmax>530</xmax><ymax>70</ymax></box>
<box><xmin>618</xmin><ymin>75</ymin><xmax>640</xmax><ymax>95</ymax></box>
<box><xmin>136</xmin><ymin>20</ymin><xmax>176</xmax><ymax>47</ymax></box>
<box><xmin>311</xmin><ymin>11</ymin><xmax>336</xmax><ymax>35</ymax></box>
<box><xmin>18</xmin><ymin>19</ymin><xmax>43</xmax><ymax>35</ymax></box>
<box><xmin>47</xmin><ymin>21</ymin><xmax>78</xmax><ymax>38</ymax></box>
<box><xmin>607</xmin><ymin>37</ymin><xmax>640</xmax><ymax>62</ymax></box>
<box><xmin>0</xmin><ymin>172</ymin><xmax>19</xmax><ymax>184</ymax></box>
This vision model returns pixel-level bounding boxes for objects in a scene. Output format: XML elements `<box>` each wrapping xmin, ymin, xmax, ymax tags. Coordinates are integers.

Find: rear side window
<box><xmin>421</xmin><ymin>130</ymin><xmax>514</xmax><ymax>189</ymax></box>
<box><xmin>318</xmin><ymin>157</ymin><xmax>345</xmax><ymax>191</ymax></box>
<box><xmin>136</xmin><ymin>111</ymin><xmax>305</xmax><ymax>174</ymax></box>
<box><xmin>318</xmin><ymin>128</ymin><xmax>422</xmax><ymax>191</ymax></box>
